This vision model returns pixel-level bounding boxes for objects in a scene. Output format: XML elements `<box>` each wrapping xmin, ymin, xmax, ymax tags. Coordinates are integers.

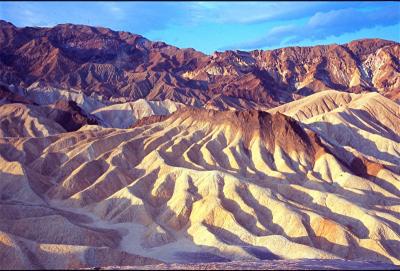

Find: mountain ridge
<box><xmin>0</xmin><ymin>19</ymin><xmax>400</xmax><ymax>269</ymax></box>
<box><xmin>1</xmin><ymin>20</ymin><xmax>399</xmax><ymax>110</ymax></box>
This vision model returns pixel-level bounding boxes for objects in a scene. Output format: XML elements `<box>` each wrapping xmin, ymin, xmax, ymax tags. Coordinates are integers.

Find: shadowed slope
<box><xmin>0</xmin><ymin>94</ymin><xmax>399</xmax><ymax>268</ymax></box>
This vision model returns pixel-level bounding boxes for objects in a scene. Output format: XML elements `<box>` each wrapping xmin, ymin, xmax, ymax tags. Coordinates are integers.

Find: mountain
<box><xmin>0</xmin><ymin>20</ymin><xmax>399</xmax><ymax>269</ymax></box>
<box><xmin>0</xmin><ymin>20</ymin><xmax>399</xmax><ymax>111</ymax></box>
<box><xmin>1</xmin><ymin>90</ymin><xmax>399</xmax><ymax>269</ymax></box>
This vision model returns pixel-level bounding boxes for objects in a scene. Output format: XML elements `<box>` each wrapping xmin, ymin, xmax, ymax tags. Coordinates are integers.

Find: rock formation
<box><xmin>1</xmin><ymin>20</ymin><xmax>399</xmax><ymax>110</ymax></box>
<box><xmin>0</xmin><ymin>20</ymin><xmax>399</xmax><ymax>269</ymax></box>
<box><xmin>0</xmin><ymin>90</ymin><xmax>399</xmax><ymax>268</ymax></box>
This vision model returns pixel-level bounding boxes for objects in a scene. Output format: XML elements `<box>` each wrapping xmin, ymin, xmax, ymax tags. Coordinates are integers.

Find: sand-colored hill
<box><xmin>269</xmin><ymin>90</ymin><xmax>400</xmax><ymax>168</ymax></box>
<box><xmin>0</xmin><ymin>103</ymin><xmax>66</xmax><ymax>137</ymax></box>
<box><xmin>91</xmin><ymin>99</ymin><xmax>184</xmax><ymax>128</ymax></box>
<box><xmin>0</xmin><ymin>91</ymin><xmax>399</xmax><ymax>269</ymax></box>
<box><xmin>1</xmin><ymin>84</ymin><xmax>183</xmax><ymax>129</ymax></box>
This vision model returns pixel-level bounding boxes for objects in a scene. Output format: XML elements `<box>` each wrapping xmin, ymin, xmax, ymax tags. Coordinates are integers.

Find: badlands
<box><xmin>0</xmin><ymin>21</ymin><xmax>399</xmax><ymax>269</ymax></box>
<box><xmin>0</xmin><ymin>90</ymin><xmax>399</xmax><ymax>269</ymax></box>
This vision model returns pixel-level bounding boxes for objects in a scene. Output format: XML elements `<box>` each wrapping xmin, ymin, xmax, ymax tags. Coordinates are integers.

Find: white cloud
<box><xmin>233</xmin><ymin>4</ymin><xmax>400</xmax><ymax>49</ymax></box>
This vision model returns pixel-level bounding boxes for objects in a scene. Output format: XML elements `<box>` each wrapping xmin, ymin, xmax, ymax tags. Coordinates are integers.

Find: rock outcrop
<box><xmin>1</xmin><ymin>20</ymin><xmax>399</xmax><ymax>109</ymax></box>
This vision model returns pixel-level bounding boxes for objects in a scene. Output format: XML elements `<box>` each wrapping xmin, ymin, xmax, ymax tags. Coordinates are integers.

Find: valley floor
<box><xmin>89</xmin><ymin>259</ymin><xmax>400</xmax><ymax>270</ymax></box>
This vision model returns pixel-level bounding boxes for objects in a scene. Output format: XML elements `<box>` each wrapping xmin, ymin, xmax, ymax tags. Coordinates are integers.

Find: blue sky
<box><xmin>1</xmin><ymin>1</ymin><xmax>399</xmax><ymax>54</ymax></box>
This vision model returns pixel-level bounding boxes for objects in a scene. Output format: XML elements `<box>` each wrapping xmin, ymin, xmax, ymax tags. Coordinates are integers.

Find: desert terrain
<box><xmin>0</xmin><ymin>21</ymin><xmax>399</xmax><ymax>269</ymax></box>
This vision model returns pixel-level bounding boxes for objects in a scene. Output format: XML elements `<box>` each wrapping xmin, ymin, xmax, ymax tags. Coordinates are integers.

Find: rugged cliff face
<box><xmin>1</xmin><ymin>20</ymin><xmax>399</xmax><ymax>110</ymax></box>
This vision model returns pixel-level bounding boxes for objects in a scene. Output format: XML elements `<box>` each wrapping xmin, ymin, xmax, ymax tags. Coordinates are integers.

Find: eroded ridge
<box><xmin>1</xmin><ymin>99</ymin><xmax>399</xmax><ymax>268</ymax></box>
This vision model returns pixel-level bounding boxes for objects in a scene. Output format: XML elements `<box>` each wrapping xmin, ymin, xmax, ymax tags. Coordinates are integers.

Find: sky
<box><xmin>1</xmin><ymin>1</ymin><xmax>399</xmax><ymax>54</ymax></box>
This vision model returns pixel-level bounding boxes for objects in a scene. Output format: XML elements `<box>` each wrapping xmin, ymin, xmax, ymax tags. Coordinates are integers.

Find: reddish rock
<box><xmin>0</xmin><ymin>20</ymin><xmax>398</xmax><ymax>109</ymax></box>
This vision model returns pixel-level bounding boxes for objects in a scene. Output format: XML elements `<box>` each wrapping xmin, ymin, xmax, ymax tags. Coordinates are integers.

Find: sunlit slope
<box><xmin>0</xmin><ymin>103</ymin><xmax>66</xmax><ymax>137</ymax></box>
<box><xmin>1</xmin><ymin>94</ymin><xmax>399</xmax><ymax>268</ymax></box>
<box><xmin>91</xmin><ymin>99</ymin><xmax>184</xmax><ymax>128</ymax></box>
<box><xmin>269</xmin><ymin>90</ymin><xmax>400</xmax><ymax>167</ymax></box>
